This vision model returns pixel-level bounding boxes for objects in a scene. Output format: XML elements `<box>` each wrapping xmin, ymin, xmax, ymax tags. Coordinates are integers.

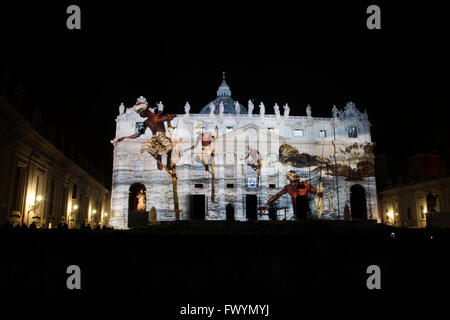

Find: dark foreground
<box><xmin>1</xmin><ymin>221</ymin><xmax>449</xmax><ymax>315</ymax></box>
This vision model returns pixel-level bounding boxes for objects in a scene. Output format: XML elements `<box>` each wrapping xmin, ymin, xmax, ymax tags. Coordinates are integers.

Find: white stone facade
<box><xmin>110</xmin><ymin>80</ymin><xmax>379</xmax><ymax>229</ymax></box>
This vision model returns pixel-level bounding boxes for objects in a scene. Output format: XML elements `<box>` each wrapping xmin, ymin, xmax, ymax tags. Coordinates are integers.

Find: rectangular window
<box><xmin>72</xmin><ymin>184</ymin><xmax>77</xmax><ymax>199</ymax></box>
<box><xmin>48</xmin><ymin>181</ymin><xmax>55</xmax><ymax>217</ymax></box>
<box><xmin>195</xmin><ymin>164</ymin><xmax>204</xmax><ymax>175</ymax></box>
<box><xmin>226</xmin><ymin>126</ymin><xmax>233</xmax><ymax>133</ymax></box>
<box><xmin>195</xmin><ymin>184</ymin><xmax>203</xmax><ymax>189</ymax></box>
<box><xmin>293</xmin><ymin>128</ymin><xmax>304</xmax><ymax>136</ymax></box>
<box><xmin>135</xmin><ymin>122</ymin><xmax>145</xmax><ymax>134</ymax></box>
<box><xmin>407</xmin><ymin>207</ymin><xmax>411</xmax><ymax>219</ymax></box>
<box><xmin>247</xmin><ymin>177</ymin><xmax>257</xmax><ymax>188</ymax></box>
<box><xmin>348</xmin><ymin>127</ymin><xmax>358</xmax><ymax>138</ymax></box>
<box><xmin>12</xmin><ymin>166</ymin><xmax>24</xmax><ymax>211</ymax></box>
<box><xmin>319</xmin><ymin>130</ymin><xmax>327</xmax><ymax>138</ymax></box>
<box><xmin>227</xmin><ymin>184</ymin><xmax>234</xmax><ymax>189</ymax></box>
<box><xmin>269</xmin><ymin>184</ymin><xmax>276</xmax><ymax>189</ymax></box>
<box><xmin>36</xmin><ymin>175</ymin><xmax>40</xmax><ymax>196</ymax></box>
<box><xmin>226</xmin><ymin>165</ymin><xmax>234</xmax><ymax>177</ymax></box>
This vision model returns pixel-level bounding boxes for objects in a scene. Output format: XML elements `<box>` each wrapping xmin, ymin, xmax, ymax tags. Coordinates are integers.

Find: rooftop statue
<box><xmin>184</xmin><ymin>102</ymin><xmax>190</xmax><ymax>115</ymax></box>
<box><xmin>133</xmin><ymin>96</ymin><xmax>148</xmax><ymax>113</ymax></box>
<box><xmin>209</xmin><ymin>103</ymin><xmax>215</xmax><ymax>115</ymax></box>
<box><xmin>361</xmin><ymin>109</ymin><xmax>369</xmax><ymax>122</ymax></box>
<box><xmin>219</xmin><ymin>101</ymin><xmax>224</xmax><ymax>115</ymax></box>
<box><xmin>119</xmin><ymin>103</ymin><xmax>125</xmax><ymax>115</ymax></box>
<box><xmin>234</xmin><ymin>101</ymin><xmax>240</xmax><ymax>114</ymax></box>
<box><xmin>306</xmin><ymin>105</ymin><xmax>312</xmax><ymax>118</ymax></box>
<box><xmin>332</xmin><ymin>105</ymin><xmax>339</xmax><ymax>119</ymax></box>
<box><xmin>283</xmin><ymin>104</ymin><xmax>290</xmax><ymax>118</ymax></box>
<box><xmin>259</xmin><ymin>102</ymin><xmax>265</xmax><ymax>117</ymax></box>
<box><xmin>274</xmin><ymin>103</ymin><xmax>280</xmax><ymax>118</ymax></box>
<box><xmin>157</xmin><ymin>101</ymin><xmax>164</xmax><ymax>112</ymax></box>
<box><xmin>248</xmin><ymin>100</ymin><xmax>254</xmax><ymax>116</ymax></box>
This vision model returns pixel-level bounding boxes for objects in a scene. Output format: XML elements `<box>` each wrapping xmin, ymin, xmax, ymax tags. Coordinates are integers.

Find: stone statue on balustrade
<box><xmin>184</xmin><ymin>102</ymin><xmax>190</xmax><ymax>115</ymax></box>
<box><xmin>283</xmin><ymin>104</ymin><xmax>290</xmax><ymax>119</ymax></box>
<box><xmin>157</xmin><ymin>101</ymin><xmax>164</xmax><ymax>112</ymax></box>
<box><xmin>274</xmin><ymin>103</ymin><xmax>281</xmax><ymax>118</ymax></box>
<box><xmin>332</xmin><ymin>105</ymin><xmax>339</xmax><ymax>119</ymax></box>
<box><xmin>248</xmin><ymin>100</ymin><xmax>254</xmax><ymax>116</ymax></box>
<box><xmin>259</xmin><ymin>102</ymin><xmax>265</xmax><ymax>118</ymax></box>
<box><xmin>209</xmin><ymin>103</ymin><xmax>215</xmax><ymax>116</ymax></box>
<box><xmin>234</xmin><ymin>101</ymin><xmax>240</xmax><ymax>114</ymax></box>
<box><xmin>306</xmin><ymin>105</ymin><xmax>312</xmax><ymax>118</ymax></box>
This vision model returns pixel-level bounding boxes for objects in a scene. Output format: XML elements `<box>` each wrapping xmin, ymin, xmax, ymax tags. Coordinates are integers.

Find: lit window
<box><xmin>319</xmin><ymin>130</ymin><xmax>326</xmax><ymax>138</ymax></box>
<box><xmin>134</xmin><ymin>160</ymin><xmax>143</xmax><ymax>175</ymax></box>
<box><xmin>348</xmin><ymin>127</ymin><xmax>358</xmax><ymax>138</ymax></box>
<box><xmin>195</xmin><ymin>164</ymin><xmax>204</xmax><ymax>175</ymax></box>
<box><xmin>136</xmin><ymin>122</ymin><xmax>145</xmax><ymax>134</ymax></box>
<box><xmin>226</xmin><ymin>126</ymin><xmax>233</xmax><ymax>133</ymax></box>
<box><xmin>226</xmin><ymin>165</ymin><xmax>234</xmax><ymax>177</ymax></box>
<box><xmin>293</xmin><ymin>128</ymin><xmax>304</xmax><ymax>136</ymax></box>
<box><xmin>247</xmin><ymin>177</ymin><xmax>257</xmax><ymax>188</ymax></box>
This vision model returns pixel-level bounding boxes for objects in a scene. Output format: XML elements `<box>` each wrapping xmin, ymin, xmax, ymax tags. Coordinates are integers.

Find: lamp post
<box><xmin>27</xmin><ymin>195</ymin><xmax>43</xmax><ymax>226</ymax></box>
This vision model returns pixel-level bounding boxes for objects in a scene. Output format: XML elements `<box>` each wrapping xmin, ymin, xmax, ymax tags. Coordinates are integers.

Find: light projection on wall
<box><xmin>109</xmin><ymin>77</ymin><xmax>378</xmax><ymax>229</ymax></box>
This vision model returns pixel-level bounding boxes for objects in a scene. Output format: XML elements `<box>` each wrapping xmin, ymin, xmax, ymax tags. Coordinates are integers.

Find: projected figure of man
<box><xmin>241</xmin><ymin>145</ymin><xmax>262</xmax><ymax>174</ymax></box>
<box><xmin>184</xmin><ymin>130</ymin><xmax>215</xmax><ymax>172</ymax></box>
<box><xmin>115</xmin><ymin>101</ymin><xmax>176</xmax><ymax>171</ymax></box>
<box><xmin>262</xmin><ymin>171</ymin><xmax>320</xmax><ymax>220</ymax></box>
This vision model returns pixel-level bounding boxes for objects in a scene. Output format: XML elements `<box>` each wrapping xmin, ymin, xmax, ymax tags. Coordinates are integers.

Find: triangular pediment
<box><xmin>220</xmin><ymin>123</ymin><xmax>285</xmax><ymax>142</ymax></box>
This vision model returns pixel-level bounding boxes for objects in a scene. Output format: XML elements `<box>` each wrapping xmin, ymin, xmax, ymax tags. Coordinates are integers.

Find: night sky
<box><xmin>1</xmin><ymin>2</ymin><xmax>449</xmax><ymax>188</ymax></box>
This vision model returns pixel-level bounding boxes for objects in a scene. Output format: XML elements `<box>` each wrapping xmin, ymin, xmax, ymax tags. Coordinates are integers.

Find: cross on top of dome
<box><xmin>217</xmin><ymin>71</ymin><xmax>231</xmax><ymax>97</ymax></box>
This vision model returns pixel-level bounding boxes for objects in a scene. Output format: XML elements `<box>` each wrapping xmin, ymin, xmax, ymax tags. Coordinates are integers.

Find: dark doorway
<box><xmin>226</xmin><ymin>204</ymin><xmax>235</xmax><ymax>221</ymax></box>
<box><xmin>246</xmin><ymin>194</ymin><xmax>257</xmax><ymax>221</ymax></box>
<box><xmin>350</xmin><ymin>184</ymin><xmax>367</xmax><ymax>220</ymax></box>
<box><xmin>268</xmin><ymin>207</ymin><xmax>277</xmax><ymax>221</ymax></box>
<box><xmin>190</xmin><ymin>194</ymin><xmax>206</xmax><ymax>220</ymax></box>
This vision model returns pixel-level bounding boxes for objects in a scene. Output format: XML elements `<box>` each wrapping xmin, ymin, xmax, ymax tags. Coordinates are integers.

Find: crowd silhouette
<box><xmin>1</xmin><ymin>220</ymin><xmax>114</xmax><ymax>231</ymax></box>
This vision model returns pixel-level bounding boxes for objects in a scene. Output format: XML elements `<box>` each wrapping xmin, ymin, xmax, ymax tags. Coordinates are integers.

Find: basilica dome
<box><xmin>199</xmin><ymin>74</ymin><xmax>247</xmax><ymax>115</ymax></box>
